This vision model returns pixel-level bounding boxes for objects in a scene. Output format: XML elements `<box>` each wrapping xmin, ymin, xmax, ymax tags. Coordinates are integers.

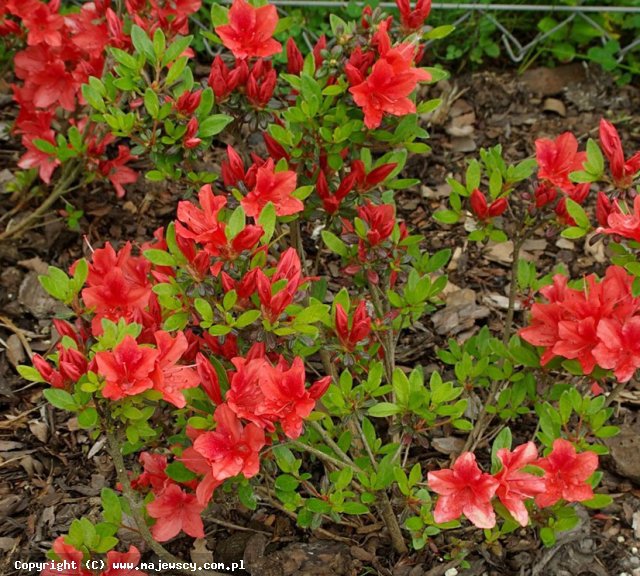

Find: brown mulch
<box><xmin>1</xmin><ymin>64</ymin><xmax>640</xmax><ymax>576</ymax></box>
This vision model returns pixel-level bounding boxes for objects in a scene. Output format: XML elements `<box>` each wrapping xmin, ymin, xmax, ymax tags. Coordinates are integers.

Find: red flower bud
<box><xmin>470</xmin><ymin>189</ymin><xmax>489</xmax><ymax>220</ymax></box>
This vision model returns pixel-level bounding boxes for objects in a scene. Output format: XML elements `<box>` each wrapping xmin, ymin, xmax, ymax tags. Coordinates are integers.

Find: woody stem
<box><xmin>101</xmin><ymin>409</ymin><xmax>225</xmax><ymax>576</ymax></box>
<box><xmin>0</xmin><ymin>161</ymin><xmax>83</xmax><ymax>242</ymax></box>
<box><xmin>463</xmin><ymin>234</ymin><xmax>524</xmax><ymax>454</ymax></box>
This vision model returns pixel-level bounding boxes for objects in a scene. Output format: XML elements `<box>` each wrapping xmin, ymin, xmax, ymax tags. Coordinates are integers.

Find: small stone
<box><xmin>445</xmin><ymin>569</ymin><xmax>459</xmax><ymax>576</ymax></box>
<box><xmin>632</xmin><ymin>547</ymin><xmax>638</xmax><ymax>554</ymax></box>
<box><xmin>618</xmin><ymin>536</ymin><xmax>626</xmax><ymax>543</ymax></box>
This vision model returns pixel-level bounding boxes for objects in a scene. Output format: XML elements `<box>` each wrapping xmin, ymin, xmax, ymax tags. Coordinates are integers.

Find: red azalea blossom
<box><xmin>357</xmin><ymin>202</ymin><xmax>395</xmax><ymax>245</ymax></box>
<box><xmin>146</xmin><ymin>483</ymin><xmax>205</xmax><ymax>541</ymax></box>
<box><xmin>592</xmin><ymin>317</ymin><xmax>640</xmax><ymax>382</ymax></box>
<box><xmin>81</xmin><ymin>242</ymin><xmax>152</xmax><ymax>336</ymax></box>
<box><xmin>226</xmin><ymin>342</ymin><xmax>330</xmax><ymax>438</ymax></box>
<box><xmin>396</xmin><ymin>0</ymin><xmax>432</xmax><ymax>31</ymax></box>
<box><xmin>535</xmin><ymin>439</ymin><xmax>598</xmax><ymax>508</ymax></box>
<box><xmin>494</xmin><ymin>442</ymin><xmax>546</xmax><ymax>526</ymax></box>
<box><xmin>241</xmin><ymin>159</ymin><xmax>302</xmax><ymax>217</ymax></box>
<box><xmin>94</xmin><ymin>336</ymin><xmax>159</xmax><ymax>400</ymax></box>
<box><xmin>599</xmin><ymin>119</ymin><xmax>640</xmax><ymax>189</ymax></box>
<box><xmin>335</xmin><ymin>300</ymin><xmax>372</xmax><ymax>351</ymax></box>
<box><xmin>535</xmin><ymin>132</ymin><xmax>586</xmax><ymax>191</ymax></box>
<box><xmin>215</xmin><ymin>0</ymin><xmax>281</xmax><ymax>59</ymax></box>
<box><xmin>131</xmin><ymin>451</ymin><xmax>169</xmax><ymax>493</ymax></box>
<box><xmin>193</xmin><ymin>403</ymin><xmax>265</xmax><ymax>481</ymax></box>
<box><xmin>151</xmin><ymin>331</ymin><xmax>200</xmax><ymax>408</ymax></box>
<box><xmin>520</xmin><ymin>266</ymin><xmax>640</xmax><ymax>376</ymax></box>
<box><xmin>427</xmin><ymin>452</ymin><xmax>499</xmax><ymax>529</ymax></box>
<box><xmin>598</xmin><ymin>194</ymin><xmax>640</xmax><ymax>242</ymax></box>
<box><xmin>40</xmin><ymin>536</ymin><xmax>91</xmax><ymax>576</ymax></box>
<box><xmin>98</xmin><ymin>145</ymin><xmax>138</xmax><ymax>198</ymax></box>
<box><xmin>470</xmin><ymin>189</ymin><xmax>508</xmax><ymax>220</ymax></box>
<box><xmin>349</xmin><ymin>27</ymin><xmax>430</xmax><ymax>129</ymax></box>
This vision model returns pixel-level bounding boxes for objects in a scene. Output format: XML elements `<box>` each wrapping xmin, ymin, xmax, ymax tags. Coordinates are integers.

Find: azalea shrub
<box><xmin>8</xmin><ymin>0</ymin><xmax>639</xmax><ymax>573</ymax></box>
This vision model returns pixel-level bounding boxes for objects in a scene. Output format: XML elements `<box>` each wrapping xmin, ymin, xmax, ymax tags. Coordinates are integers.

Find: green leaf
<box><xmin>166</xmin><ymin>462</ymin><xmax>198</xmax><ymax>482</ymax></box>
<box><xmin>162</xmin><ymin>35</ymin><xmax>194</xmax><ymax>66</ymax></box>
<box><xmin>257</xmin><ymin>201</ymin><xmax>276</xmax><ymax>243</ymax></box>
<box><xmin>433</xmin><ymin>210</ymin><xmax>459</xmax><ymax>224</ymax></box>
<box><xmin>322</xmin><ymin>231</ymin><xmax>348</xmax><ymax>257</ymax></box>
<box><xmin>143</xmin><ymin>249</ymin><xmax>176</xmax><ymax>266</ymax></box>
<box><xmin>368</xmin><ymin>403</ymin><xmax>401</xmax><ymax>417</ymax></box>
<box><xmin>144</xmin><ymin>88</ymin><xmax>160</xmax><ymax>118</ymax></box>
<box><xmin>561</xmin><ymin>226</ymin><xmax>586</xmax><ymax>239</ymax></box>
<box><xmin>342</xmin><ymin>502</ymin><xmax>370</xmax><ymax>515</ymax></box>
<box><xmin>275</xmin><ymin>474</ymin><xmax>300</xmax><ymax>492</ymax></box>
<box><xmin>424</xmin><ymin>25</ymin><xmax>455</xmax><ymax>40</ymax></box>
<box><xmin>235</xmin><ymin>309</ymin><xmax>261</xmax><ymax>328</ymax></box>
<box><xmin>78</xmin><ymin>408</ymin><xmax>98</xmax><ymax>429</ymax></box>
<box><xmin>163</xmin><ymin>312</ymin><xmax>189</xmax><ymax>331</ymax></box>
<box><xmin>44</xmin><ymin>389</ymin><xmax>78</xmax><ymax>412</ymax></box>
<box><xmin>17</xmin><ymin>365</ymin><xmax>45</xmax><ymax>383</ymax></box>
<box><xmin>130</xmin><ymin>25</ymin><xmax>156</xmax><ymax>63</ymax></box>
<box><xmin>582</xmin><ymin>493</ymin><xmax>613</xmax><ymax>509</ymax></box>
<box><xmin>101</xmin><ymin>488</ymin><xmax>122</xmax><ymax>526</ymax></box>
<box><xmin>564</xmin><ymin>198</ymin><xmax>590</xmax><ymax>229</ymax></box>
<box><xmin>199</xmin><ymin>114</ymin><xmax>233</xmax><ymax>138</ymax></box>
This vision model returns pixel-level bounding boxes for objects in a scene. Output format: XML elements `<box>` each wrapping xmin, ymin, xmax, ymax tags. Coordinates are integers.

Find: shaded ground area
<box><xmin>1</xmin><ymin>64</ymin><xmax>640</xmax><ymax>576</ymax></box>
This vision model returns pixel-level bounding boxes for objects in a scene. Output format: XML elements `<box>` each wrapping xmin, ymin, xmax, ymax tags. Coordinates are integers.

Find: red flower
<box><xmin>226</xmin><ymin>342</ymin><xmax>330</xmax><ymax>438</ymax></box>
<box><xmin>254</xmin><ymin>248</ymin><xmax>304</xmax><ymax>322</ymax></box>
<box><xmin>599</xmin><ymin>119</ymin><xmax>640</xmax><ymax>189</ymax></box>
<box><xmin>396</xmin><ymin>0</ymin><xmax>432</xmax><ymax>31</ymax></box>
<box><xmin>357</xmin><ymin>202</ymin><xmax>395</xmax><ymax>246</ymax></box>
<box><xmin>533</xmin><ymin>183</ymin><xmax>557</xmax><ymax>209</ymax></box>
<box><xmin>335</xmin><ymin>301</ymin><xmax>371</xmax><ymax>351</ymax></box>
<box><xmin>286</xmin><ymin>37</ymin><xmax>303</xmax><ymax>75</ymax></box>
<box><xmin>241</xmin><ymin>159</ymin><xmax>302</xmax><ymax>217</ymax></box>
<box><xmin>246</xmin><ymin>58</ymin><xmax>277</xmax><ymax>108</ymax></box>
<box><xmin>40</xmin><ymin>536</ymin><xmax>91</xmax><ymax>576</ymax></box>
<box><xmin>470</xmin><ymin>189</ymin><xmax>508</xmax><ymax>220</ymax></box>
<box><xmin>535</xmin><ymin>439</ymin><xmax>598</xmax><ymax>508</ymax></box>
<box><xmin>350</xmin><ymin>159</ymin><xmax>397</xmax><ymax>192</ymax></box>
<box><xmin>98</xmin><ymin>145</ymin><xmax>138</xmax><ymax>198</ymax></box>
<box><xmin>349</xmin><ymin>34</ymin><xmax>430</xmax><ymax>129</ymax></box>
<box><xmin>520</xmin><ymin>267</ymin><xmax>640</xmax><ymax>375</ymax></box>
<box><xmin>151</xmin><ymin>331</ymin><xmax>200</xmax><ymax>408</ymax></box>
<box><xmin>535</xmin><ymin>132</ymin><xmax>586</xmax><ymax>190</ymax></box>
<box><xmin>33</xmin><ymin>353</ymin><xmax>65</xmax><ymax>389</ymax></box>
<box><xmin>221</xmin><ymin>145</ymin><xmax>246</xmax><ymax>187</ymax></box>
<box><xmin>598</xmin><ymin>194</ymin><xmax>640</xmax><ymax>242</ymax></box>
<box><xmin>193</xmin><ymin>403</ymin><xmax>265</xmax><ymax>482</ymax></box>
<box><xmin>103</xmin><ymin>546</ymin><xmax>148</xmax><ymax>576</ymax></box>
<box><xmin>131</xmin><ymin>452</ymin><xmax>169</xmax><ymax>493</ymax></box>
<box><xmin>196</xmin><ymin>353</ymin><xmax>223</xmax><ymax>404</ymax></box>
<box><xmin>593</xmin><ymin>317</ymin><xmax>640</xmax><ymax>382</ymax></box>
<box><xmin>208</xmin><ymin>55</ymin><xmax>246</xmax><ymax>102</ymax></box>
<box><xmin>95</xmin><ymin>336</ymin><xmax>159</xmax><ymax>401</ymax></box>
<box><xmin>176</xmin><ymin>184</ymin><xmax>262</xmax><ymax>267</ymax></box>
<box><xmin>316</xmin><ymin>170</ymin><xmax>355</xmax><ymax>214</ymax></box>
<box><xmin>493</xmin><ymin>442</ymin><xmax>546</xmax><ymax>527</ymax></box>
<box><xmin>427</xmin><ymin>452</ymin><xmax>499</xmax><ymax>529</ymax></box>
<box><xmin>174</xmin><ymin>89</ymin><xmax>202</xmax><ymax>115</ymax></box>
<box><xmin>182</xmin><ymin>117</ymin><xmax>202</xmax><ymax>149</ymax></box>
<box><xmin>259</xmin><ymin>357</ymin><xmax>331</xmax><ymax>438</ymax></box>
<box><xmin>146</xmin><ymin>483</ymin><xmax>205</xmax><ymax>541</ymax></box>
<box><xmin>82</xmin><ymin>242</ymin><xmax>152</xmax><ymax>336</ymax></box>
<box><xmin>22</xmin><ymin>0</ymin><xmax>65</xmax><ymax>47</ymax></box>
<box><xmin>215</xmin><ymin>0</ymin><xmax>281</xmax><ymax>59</ymax></box>
<box><xmin>596</xmin><ymin>191</ymin><xmax>614</xmax><ymax>227</ymax></box>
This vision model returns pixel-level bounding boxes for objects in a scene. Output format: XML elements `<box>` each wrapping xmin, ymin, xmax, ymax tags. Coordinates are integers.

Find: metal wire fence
<box><xmin>266</xmin><ymin>1</ymin><xmax>640</xmax><ymax>65</ymax></box>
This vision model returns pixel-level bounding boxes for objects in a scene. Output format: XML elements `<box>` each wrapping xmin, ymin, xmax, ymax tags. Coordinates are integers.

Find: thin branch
<box><xmin>103</xmin><ymin>417</ymin><xmax>226</xmax><ymax>576</ymax></box>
